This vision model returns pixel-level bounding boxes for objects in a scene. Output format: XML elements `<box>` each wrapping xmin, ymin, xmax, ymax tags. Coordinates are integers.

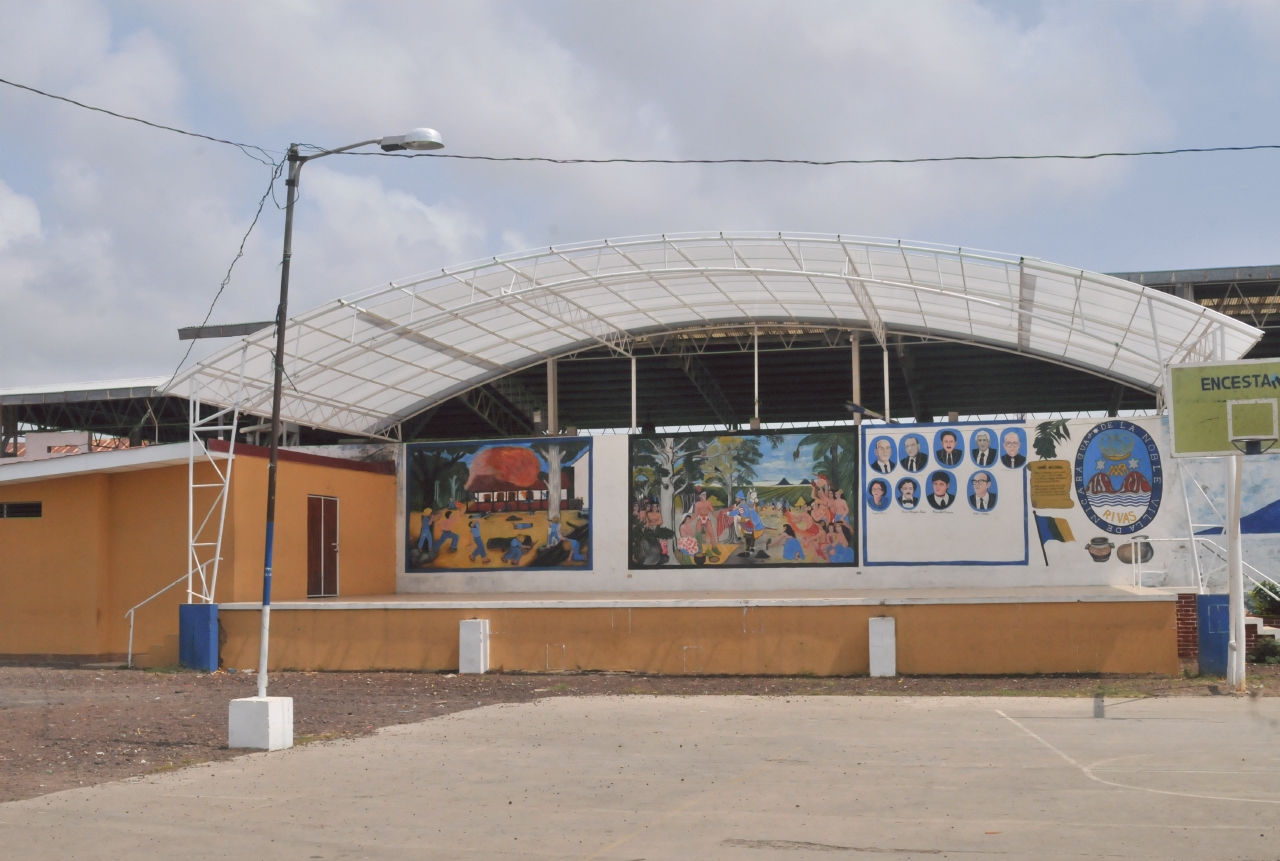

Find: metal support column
<box><xmin>630</xmin><ymin>356</ymin><xmax>637</xmax><ymax>433</ymax></box>
<box><xmin>851</xmin><ymin>334</ymin><xmax>861</xmax><ymax>425</ymax></box>
<box><xmin>1227</xmin><ymin>453</ymin><xmax>1246</xmax><ymax>691</ymax></box>
<box><xmin>752</xmin><ymin>325</ymin><xmax>760</xmax><ymax>427</ymax></box>
<box><xmin>882</xmin><ymin>347</ymin><xmax>891</xmax><ymax>423</ymax></box>
<box><xmin>546</xmin><ymin>358</ymin><xmax>559</xmax><ymax>435</ymax></box>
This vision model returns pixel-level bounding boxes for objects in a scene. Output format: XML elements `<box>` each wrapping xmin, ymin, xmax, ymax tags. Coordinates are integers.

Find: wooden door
<box><xmin>307</xmin><ymin>495</ymin><xmax>339</xmax><ymax>597</ymax></box>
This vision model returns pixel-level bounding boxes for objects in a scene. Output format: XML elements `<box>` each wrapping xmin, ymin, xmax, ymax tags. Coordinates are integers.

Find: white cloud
<box><xmin>0</xmin><ymin>1</ymin><xmax>1277</xmax><ymax>385</ymax></box>
<box><xmin>0</xmin><ymin>179</ymin><xmax>41</xmax><ymax>250</ymax></box>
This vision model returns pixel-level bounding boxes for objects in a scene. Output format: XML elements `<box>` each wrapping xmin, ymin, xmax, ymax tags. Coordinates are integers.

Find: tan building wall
<box><xmin>0</xmin><ymin>448</ymin><xmax>396</xmax><ymax>662</ymax></box>
<box><xmin>219</xmin><ymin>600</ymin><xmax>1180</xmax><ymax>676</ymax></box>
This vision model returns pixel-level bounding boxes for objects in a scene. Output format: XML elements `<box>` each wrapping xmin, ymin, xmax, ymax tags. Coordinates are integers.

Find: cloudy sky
<box><xmin>2</xmin><ymin>1</ymin><xmax>1279</xmax><ymax>387</ymax></box>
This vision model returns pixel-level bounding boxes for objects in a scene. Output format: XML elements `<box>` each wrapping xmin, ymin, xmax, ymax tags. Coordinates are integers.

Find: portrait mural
<box><xmin>933</xmin><ymin>428</ymin><xmax>965</xmax><ymax>466</ymax></box>
<box><xmin>899</xmin><ymin>433</ymin><xmax>929</xmax><ymax>472</ymax></box>
<box><xmin>404</xmin><ymin>437</ymin><xmax>592</xmax><ymax>572</ymax></box>
<box><xmin>863</xmin><ymin>423</ymin><xmax>1029</xmax><ymax>566</ymax></box>
<box><xmin>629</xmin><ymin>429</ymin><xmax>859</xmax><ymax>568</ymax></box>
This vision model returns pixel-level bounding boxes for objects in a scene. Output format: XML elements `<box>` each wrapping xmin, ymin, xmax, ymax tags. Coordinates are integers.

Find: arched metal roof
<box><xmin>165</xmin><ymin>233</ymin><xmax>1262</xmax><ymax>439</ymax></box>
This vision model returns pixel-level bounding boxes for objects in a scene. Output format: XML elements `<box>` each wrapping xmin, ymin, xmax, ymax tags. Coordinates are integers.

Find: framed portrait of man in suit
<box><xmin>867</xmin><ymin>435</ymin><xmax>897</xmax><ymax>474</ymax></box>
<box><xmin>1000</xmin><ymin>428</ymin><xmax>1027</xmax><ymax>468</ymax></box>
<box><xmin>970</xmin><ymin>428</ymin><xmax>998</xmax><ymax>466</ymax></box>
<box><xmin>933</xmin><ymin>429</ymin><xmax>964</xmax><ymax>467</ymax></box>
<box><xmin>899</xmin><ymin>433</ymin><xmax>929</xmax><ymax>472</ymax></box>
<box><xmin>926</xmin><ymin>470</ymin><xmax>956</xmax><ymax>510</ymax></box>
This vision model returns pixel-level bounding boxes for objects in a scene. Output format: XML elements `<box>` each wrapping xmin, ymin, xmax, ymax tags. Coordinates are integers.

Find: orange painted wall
<box><xmin>225</xmin><ymin>455</ymin><xmax>397</xmax><ymax>603</ymax></box>
<box><xmin>219</xmin><ymin>600</ymin><xmax>1180</xmax><ymax>676</ymax></box>
<box><xmin>0</xmin><ymin>451</ymin><xmax>396</xmax><ymax>660</ymax></box>
<box><xmin>0</xmin><ymin>474</ymin><xmax>110</xmax><ymax>655</ymax></box>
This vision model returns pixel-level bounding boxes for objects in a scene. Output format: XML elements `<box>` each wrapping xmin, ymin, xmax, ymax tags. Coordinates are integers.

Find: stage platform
<box><xmin>219</xmin><ymin>586</ymin><xmax>1180</xmax><ymax>676</ymax></box>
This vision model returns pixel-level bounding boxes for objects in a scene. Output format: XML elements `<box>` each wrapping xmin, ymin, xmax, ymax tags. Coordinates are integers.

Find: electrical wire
<box><xmin>167</xmin><ymin>157</ymin><xmax>285</xmax><ymax>381</ymax></box>
<box><xmin>341</xmin><ymin>144</ymin><xmax>1280</xmax><ymax>166</ymax></box>
<box><xmin>0</xmin><ymin>76</ymin><xmax>278</xmax><ymax>166</ymax></box>
<box><xmin>5</xmin><ymin>74</ymin><xmax>1278</xmax><ymax>168</ymax></box>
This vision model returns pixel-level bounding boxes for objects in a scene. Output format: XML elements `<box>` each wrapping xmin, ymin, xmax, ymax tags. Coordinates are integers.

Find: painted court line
<box><xmin>994</xmin><ymin>710</ymin><xmax>1280</xmax><ymax>806</ymax></box>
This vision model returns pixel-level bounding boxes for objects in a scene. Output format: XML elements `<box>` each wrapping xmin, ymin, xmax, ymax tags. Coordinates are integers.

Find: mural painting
<box><xmin>862</xmin><ymin>423</ymin><xmax>1029</xmax><ymax>566</ymax></box>
<box><xmin>405</xmin><ymin>437</ymin><xmax>591</xmax><ymax>571</ymax></box>
<box><xmin>628</xmin><ymin>430</ymin><xmax>859</xmax><ymax>568</ymax></box>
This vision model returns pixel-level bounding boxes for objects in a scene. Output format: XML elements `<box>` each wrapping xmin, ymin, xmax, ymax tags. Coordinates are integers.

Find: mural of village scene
<box><xmin>629</xmin><ymin>430</ymin><xmax>859</xmax><ymax>568</ymax></box>
<box><xmin>405</xmin><ymin>438</ymin><xmax>591</xmax><ymax>571</ymax></box>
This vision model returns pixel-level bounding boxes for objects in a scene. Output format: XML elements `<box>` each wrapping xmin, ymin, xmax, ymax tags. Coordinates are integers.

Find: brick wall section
<box><xmin>1246</xmin><ymin>622</ymin><xmax>1258</xmax><ymax>657</ymax></box>
<box><xmin>1176</xmin><ymin>593</ymin><xmax>1198</xmax><ymax>659</ymax></box>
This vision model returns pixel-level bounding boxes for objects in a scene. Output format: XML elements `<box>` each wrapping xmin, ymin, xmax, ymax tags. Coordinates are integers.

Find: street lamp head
<box><xmin>380</xmin><ymin>128</ymin><xmax>444</xmax><ymax>152</ymax></box>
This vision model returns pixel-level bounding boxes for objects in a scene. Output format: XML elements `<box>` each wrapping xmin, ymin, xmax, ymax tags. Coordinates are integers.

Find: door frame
<box><xmin>307</xmin><ymin>494</ymin><xmax>340</xmax><ymax>598</ymax></box>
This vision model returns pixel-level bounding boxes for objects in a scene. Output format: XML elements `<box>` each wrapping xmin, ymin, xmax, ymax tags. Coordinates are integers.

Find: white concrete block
<box><xmin>459</xmin><ymin>618</ymin><xmax>490</xmax><ymax>674</ymax></box>
<box><xmin>869</xmin><ymin>616</ymin><xmax>896</xmax><ymax>678</ymax></box>
<box><xmin>229</xmin><ymin>696</ymin><xmax>294</xmax><ymax>750</ymax></box>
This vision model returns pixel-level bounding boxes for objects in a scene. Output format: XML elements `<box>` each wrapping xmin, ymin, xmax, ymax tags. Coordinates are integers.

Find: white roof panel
<box><xmin>165</xmin><ymin>233</ymin><xmax>1262</xmax><ymax>438</ymax></box>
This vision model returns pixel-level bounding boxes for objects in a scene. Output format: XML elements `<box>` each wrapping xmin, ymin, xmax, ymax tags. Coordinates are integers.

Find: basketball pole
<box><xmin>1226</xmin><ymin>452</ymin><xmax>1246</xmax><ymax>692</ymax></box>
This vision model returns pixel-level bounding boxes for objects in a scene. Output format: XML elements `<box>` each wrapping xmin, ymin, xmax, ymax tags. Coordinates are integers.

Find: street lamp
<box><xmin>250</xmin><ymin>129</ymin><xmax>443</xmax><ymax>710</ymax></box>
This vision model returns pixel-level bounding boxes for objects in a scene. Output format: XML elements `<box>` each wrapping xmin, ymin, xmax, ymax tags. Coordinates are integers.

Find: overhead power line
<box><xmin>0</xmin><ymin>76</ymin><xmax>277</xmax><ymax>166</ymax></box>
<box><xmin>343</xmin><ymin>144</ymin><xmax>1280</xmax><ymax>166</ymax></box>
<box><xmin>4</xmin><ymin>75</ymin><xmax>1278</xmax><ymax>168</ymax></box>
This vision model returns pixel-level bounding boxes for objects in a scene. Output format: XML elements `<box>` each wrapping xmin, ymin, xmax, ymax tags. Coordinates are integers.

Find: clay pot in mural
<box><xmin>1086</xmin><ymin>537</ymin><xmax>1114</xmax><ymax>563</ymax></box>
<box><xmin>1116</xmin><ymin>540</ymin><xmax>1154</xmax><ymax>565</ymax></box>
<box><xmin>693</xmin><ymin>553</ymin><xmax>707</xmax><ymax>566</ymax></box>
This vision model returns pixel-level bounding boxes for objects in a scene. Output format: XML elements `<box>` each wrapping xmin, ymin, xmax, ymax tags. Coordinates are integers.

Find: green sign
<box><xmin>1168</xmin><ymin>359</ymin><xmax>1280</xmax><ymax>457</ymax></box>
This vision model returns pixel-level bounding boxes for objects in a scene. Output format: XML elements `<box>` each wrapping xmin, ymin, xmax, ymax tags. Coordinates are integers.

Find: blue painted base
<box><xmin>179</xmin><ymin>603</ymin><xmax>219</xmax><ymax>672</ymax></box>
<box><xmin>1197</xmin><ymin>594</ymin><xmax>1229</xmax><ymax>677</ymax></box>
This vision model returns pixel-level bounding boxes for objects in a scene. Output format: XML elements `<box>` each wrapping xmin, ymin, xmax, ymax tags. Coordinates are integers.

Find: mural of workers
<box><xmin>926</xmin><ymin>470</ymin><xmax>957</xmax><ymax>510</ymax></box>
<box><xmin>900</xmin><ymin>434</ymin><xmax>929</xmax><ymax>472</ymax></box>
<box><xmin>405</xmin><ymin>438</ymin><xmax>592</xmax><ymax>572</ymax></box>
<box><xmin>934</xmin><ymin>429</ymin><xmax>964</xmax><ymax>466</ymax></box>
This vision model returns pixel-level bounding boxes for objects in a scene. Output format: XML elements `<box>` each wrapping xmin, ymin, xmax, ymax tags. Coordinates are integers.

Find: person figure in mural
<box><xmin>1001</xmin><ymin>431</ymin><xmax>1027</xmax><ymax>468</ymax></box>
<box><xmin>871</xmin><ymin>438</ymin><xmax>896</xmax><ymax>474</ymax></box>
<box><xmin>935</xmin><ymin>431</ymin><xmax>963</xmax><ymax>466</ymax></box>
<box><xmin>468</xmin><ymin>517</ymin><xmax>489</xmax><ymax>562</ymax></box>
<box><xmin>547</xmin><ymin>514</ymin><xmax>562</xmax><ymax>548</ymax></box>
<box><xmin>968</xmin><ymin>472</ymin><xmax>997</xmax><ymax>511</ymax></box>
<box><xmin>867</xmin><ymin>479</ymin><xmax>890</xmax><ymax>511</ymax></box>
<box><xmin>830</xmin><ymin>489</ymin><xmax>851</xmax><ymax>526</ymax></box>
<box><xmin>828</xmin><ymin>523</ymin><xmax>856</xmax><ymax>563</ymax></box>
<box><xmin>781</xmin><ymin>524</ymin><xmax>805</xmax><ymax>560</ymax></box>
<box><xmin>971</xmin><ymin>431</ymin><xmax>996</xmax><ymax>466</ymax></box>
<box><xmin>436</xmin><ymin>506</ymin><xmax>463</xmax><ymax>552</ymax></box>
<box><xmin>927</xmin><ymin>472</ymin><xmax>955</xmax><ymax>510</ymax></box>
<box><xmin>901</xmin><ymin>436</ymin><xmax>928</xmax><ymax>472</ymax></box>
<box><xmin>677</xmin><ymin>512</ymin><xmax>699</xmax><ymax>558</ymax></box>
<box><xmin>734</xmin><ymin>493</ymin><xmax>765</xmax><ymax>557</ymax></box>
<box><xmin>693</xmin><ymin>491</ymin><xmax>717</xmax><ymax>547</ymax></box>
<box><xmin>503</xmin><ymin>536</ymin><xmax>527</xmax><ymax>565</ymax></box>
<box><xmin>896</xmin><ymin>479</ymin><xmax>918</xmax><ymax>509</ymax></box>
<box><xmin>416</xmin><ymin>507</ymin><xmax>435</xmax><ymax>553</ymax></box>
<box><xmin>815</xmin><ymin>522</ymin><xmax>835</xmax><ymax>561</ymax></box>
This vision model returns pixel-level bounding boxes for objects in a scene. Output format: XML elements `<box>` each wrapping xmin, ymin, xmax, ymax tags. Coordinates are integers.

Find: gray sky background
<box><xmin>2</xmin><ymin>0</ymin><xmax>1279</xmax><ymax>387</ymax></box>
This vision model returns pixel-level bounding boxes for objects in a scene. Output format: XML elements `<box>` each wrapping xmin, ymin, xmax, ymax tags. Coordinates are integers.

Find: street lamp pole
<box><xmin>256</xmin><ymin>130</ymin><xmax>443</xmax><ymax>700</ymax></box>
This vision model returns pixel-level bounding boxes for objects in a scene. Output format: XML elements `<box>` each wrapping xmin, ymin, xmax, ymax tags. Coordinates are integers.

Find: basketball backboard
<box><xmin>1168</xmin><ymin>358</ymin><xmax>1280</xmax><ymax>457</ymax></box>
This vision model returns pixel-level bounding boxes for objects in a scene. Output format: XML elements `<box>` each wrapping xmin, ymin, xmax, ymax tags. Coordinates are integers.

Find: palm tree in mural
<box><xmin>792</xmin><ymin>432</ymin><xmax>859</xmax><ymax>496</ymax></box>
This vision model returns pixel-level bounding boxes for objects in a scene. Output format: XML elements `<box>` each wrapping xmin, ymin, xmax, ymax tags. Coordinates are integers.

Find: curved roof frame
<box><xmin>165</xmin><ymin>232</ymin><xmax>1262</xmax><ymax>439</ymax></box>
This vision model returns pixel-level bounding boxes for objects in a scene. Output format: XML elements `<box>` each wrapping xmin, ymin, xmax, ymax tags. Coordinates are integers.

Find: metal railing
<box><xmin>125</xmin><ymin>574</ymin><xmax>189</xmax><ymax>668</ymax></box>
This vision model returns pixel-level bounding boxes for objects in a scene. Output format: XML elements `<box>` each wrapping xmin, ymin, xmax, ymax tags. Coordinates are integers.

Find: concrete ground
<box><xmin>2</xmin><ymin>695</ymin><xmax>1278</xmax><ymax>860</ymax></box>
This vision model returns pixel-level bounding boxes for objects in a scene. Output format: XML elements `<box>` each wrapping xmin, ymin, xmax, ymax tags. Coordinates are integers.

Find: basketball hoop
<box><xmin>1227</xmin><ymin>398</ymin><xmax>1279</xmax><ymax>456</ymax></box>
